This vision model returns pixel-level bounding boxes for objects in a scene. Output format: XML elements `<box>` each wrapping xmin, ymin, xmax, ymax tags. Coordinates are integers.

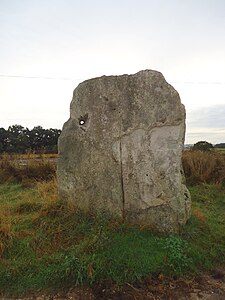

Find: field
<box><xmin>0</xmin><ymin>151</ymin><xmax>225</xmax><ymax>298</ymax></box>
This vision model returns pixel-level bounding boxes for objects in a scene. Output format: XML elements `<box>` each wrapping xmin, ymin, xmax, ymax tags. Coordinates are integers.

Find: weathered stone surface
<box><xmin>57</xmin><ymin>70</ymin><xmax>191</xmax><ymax>232</ymax></box>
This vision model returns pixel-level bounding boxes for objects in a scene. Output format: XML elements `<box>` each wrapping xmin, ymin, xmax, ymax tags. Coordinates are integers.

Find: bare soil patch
<box><xmin>1</xmin><ymin>268</ymin><xmax>224</xmax><ymax>300</ymax></box>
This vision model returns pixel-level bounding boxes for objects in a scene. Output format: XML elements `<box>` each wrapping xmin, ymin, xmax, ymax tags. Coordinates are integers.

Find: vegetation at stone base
<box><xmin>0</xmin><ymin>179</ymin><xmax>224</xmax><ymax>297</ymax></box>
<box><xmin>0</xmin><ymin>125</ymin><xmax>61</xmax><ymax>154</ymax></box>
<box><xmin>182</xmin><ymin>149</ymin><xmax>225</xmax><ymax>185</ymax></box>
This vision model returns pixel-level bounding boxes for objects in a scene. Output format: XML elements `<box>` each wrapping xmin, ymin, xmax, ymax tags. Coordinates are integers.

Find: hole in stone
<box><xmin>146</xmin><ymin>174</ymin><xmax>149</xmax><ymax>177</ymax></box>
<box><xmin>78</xmin><ymin>113</ymin><xmax>89</xmax><ymax>126</ymax></box>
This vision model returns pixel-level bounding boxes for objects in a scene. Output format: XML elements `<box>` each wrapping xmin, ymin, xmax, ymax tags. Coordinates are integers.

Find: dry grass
<box><xmin>36</xmin><ymin>177</ymin><xmax>59</xmax><ymax>203</ymax></box>
<box><xmin>0</xmin><ymin>179</ymin><xmax>62</xmax><ymax>258</ymax></box>
<box><xmin>0</xmin><ymin>153</ymin><xmax>58</xmax><ymax>160</ymax></box>
<box><xmin>192</xmin><ymin>207</ymin><xmax>207</xmax><ymax>223</ymax></box>
<box><xmin>0</xmin><ymin>154</ymin><xmax>56</xmax><ymax>184</ymax></box>
<box><xmin>0</xmin><ymin>205</ymin><xmax>13</xmax><ymax>257</ymax></box>
<box><xmin>2</xmin><ymin>151</ymin><xmax>225</xmax><ymax>186</ymax></box>
<box><xmin>182</xmin><ymin>150</ymin><xmax>225</xmax><ymax>185</ymax></box>
<box><xmin>35</xmin><ymin>178</ymin><xmax>65</xmax><ymax>216</ymax></box>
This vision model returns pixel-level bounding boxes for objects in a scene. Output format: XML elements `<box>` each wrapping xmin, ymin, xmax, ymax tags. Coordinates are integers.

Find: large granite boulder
<box><xmin>57</xmin><ymin>70</ymin><xmax>191</xmax><ymax>232</ymax></box>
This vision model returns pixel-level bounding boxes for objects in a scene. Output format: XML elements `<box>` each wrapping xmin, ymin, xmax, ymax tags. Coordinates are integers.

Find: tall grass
<box><xmin>182</xmin><ymin>150</ymin><xmax>225</xmax><ymax>185</ymax></box>
<box><xmin>0</xmin><ymin>154</ymin><xmax>56</xmax><ymax>185</ymax></box>
<box><xmin>1</xmin><ymin>151</ymin><xmax>224</xmax><ymax>186</ymax></box>
<box><xmin>0</xmin><ymin>204</ymin><xmax>13</xmax><ymax>257</ymax></box>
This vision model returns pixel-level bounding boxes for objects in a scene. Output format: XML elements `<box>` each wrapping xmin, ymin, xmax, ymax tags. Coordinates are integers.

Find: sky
<box><xmin>0</xmin><ymin>0</ymin><xmax>225</xmax><ymax>144</ymax></box>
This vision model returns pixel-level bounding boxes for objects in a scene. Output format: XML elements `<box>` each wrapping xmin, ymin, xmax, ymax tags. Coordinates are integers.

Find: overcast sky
<box><xmin>0</xmin><ymin>0</ymin><xmax>225</xmax><ymax>144</ymax></box>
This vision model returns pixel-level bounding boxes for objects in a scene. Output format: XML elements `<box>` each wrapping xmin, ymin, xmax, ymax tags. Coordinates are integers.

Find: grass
<box><xmin>181</xmin><ymin>184</ymin><xmax>225</xmax><ymax>268</ymax></box>
<box><xmin>0</xmin><ymin>154</ymin><xmax>56</xmax><ymax>185</ymax></box>
<box><xmin>0</xmin><ymin>179</ymin><xmax>225</xmax><ymax>297</ymax></box>
<box><xmin>182</xmin><ymin>150</ymin><xmax>225</xmax><ymax>185</ymax></box>
<box><xmin>214</xmin><ymin>148</ymin><xmax>225</xmax><ymax>152</ymax></box>
<box><xmin>3</xmin><ymin>150</ymin><xmax>225</xmax><ymax>186</ymax></box>
<box><xmin>0</xmin><ymin>153</ymin><xmax>58</xmax><ymax>160</ymax></box>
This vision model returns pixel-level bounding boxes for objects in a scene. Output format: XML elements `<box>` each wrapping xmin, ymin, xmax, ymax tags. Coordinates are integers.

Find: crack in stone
<box><xmin>119</xmin><ymin>137</ymin><xmax>125</xmax><ymax>219</ymax></box>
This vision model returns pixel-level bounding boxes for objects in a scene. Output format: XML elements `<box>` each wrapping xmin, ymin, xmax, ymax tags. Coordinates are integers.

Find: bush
<box><xmin>192</xmin><ymin>141</ymin><xmax>214</xmax><ymax>151</ymax></box>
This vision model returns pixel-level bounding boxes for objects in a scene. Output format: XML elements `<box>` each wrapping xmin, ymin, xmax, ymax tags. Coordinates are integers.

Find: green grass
<box><xmin>214</xmin><ymin>148</ymin><xmax>225</xmax><ymax>152</ymax></box>
<box><xmin>0</xmin><ymin>181</ymin><xmax>225</xmax><ymax>297</ymax></box>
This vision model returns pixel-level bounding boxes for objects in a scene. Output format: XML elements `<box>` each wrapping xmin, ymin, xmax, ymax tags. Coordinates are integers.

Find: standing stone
<box><xmin>57</xmin><ymin>70</ymin><xmax>191</xmax><ymax>232</ymax></box>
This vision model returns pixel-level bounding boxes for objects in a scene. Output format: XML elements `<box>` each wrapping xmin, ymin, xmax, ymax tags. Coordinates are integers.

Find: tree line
<box><xmin>1</xmin><ymin>126</ymin><xmax>224</xmax><ymax>154</ymax></box>
<box><xmin>0</xmin><ymin>125</ymin><xmax>61</xmax><ymax>154</ymax></box>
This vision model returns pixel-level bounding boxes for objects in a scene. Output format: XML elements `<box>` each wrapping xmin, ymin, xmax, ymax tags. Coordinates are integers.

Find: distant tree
<box><xmin>7</xmin><ymin>125</ymin><xmax>30</xmax><ymax>153</ymax></box>
<box><xmin>214</xmin><ymin>143</ymin><xmax>225</xmax><ymax>149</ymax></box>
<box><xmin>28</xmin><ymin>126</ymin><xmax>46</xmax><ymax>151</ymax></box>
<box><xmin>43</xmin><ymin>128</ymin><xmax>62</xmax><ymax>151</ymax></box>
<box><xmin>192</xmin><ymin>141</ymin><xmax>214</xmax><ymax>151</ymax></box>
<box><xmin>0</xmin><ymin>125</ymin><xmax>61</xmax><ymax>154</ymax></box>
<box><xmin>28</xmin><ymin>126</ymin><xmax>61</xmax><ymax>152</ymax></box>
<box><xmin>0</xmin><ymin>127</ymin><xmax>8</xmax><ymax>153</ymax></box>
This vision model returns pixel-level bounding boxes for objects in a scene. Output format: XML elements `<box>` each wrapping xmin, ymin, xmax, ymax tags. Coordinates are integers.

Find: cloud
<box><xmin>186</xmin><ymin>129</ymin><xmax>225</xmax><ymax>144</ymax></box>
<box><xmin>185</xmin><ymin>105</ymin><xmax>225</xmax><ymax>143</ymax></box>
<box><xmin>187</xmin><ymin>105</ymin><xmax>225</xmax><ymax>128</ymax></box>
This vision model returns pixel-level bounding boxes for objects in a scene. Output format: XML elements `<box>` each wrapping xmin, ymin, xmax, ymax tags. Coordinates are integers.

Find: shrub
<box><xmin>192</xmin><ymin>141</ymin><xmax>214</xmax><ymax>151</ymax></box>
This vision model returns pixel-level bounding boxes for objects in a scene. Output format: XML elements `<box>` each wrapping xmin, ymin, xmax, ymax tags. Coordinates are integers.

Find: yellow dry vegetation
<box><xmin>182</xmin><ymin>150</ymin><xmax>225</xmax><ymax>184</ymax></box>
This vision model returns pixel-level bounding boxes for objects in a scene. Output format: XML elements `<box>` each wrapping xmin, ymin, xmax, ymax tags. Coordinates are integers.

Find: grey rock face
<box><xmin>57</xmin><ymin>70</ymin><xmax>191</xmax><ymax>232</ymax></box>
